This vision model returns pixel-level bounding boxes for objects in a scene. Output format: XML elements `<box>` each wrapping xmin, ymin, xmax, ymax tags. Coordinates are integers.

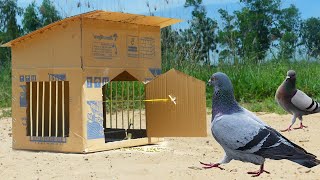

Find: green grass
<box><xmin>0</xmin><ymin>108</ymin><xmax>11</xmax><ymax>119</ymax></box>
<box><xmin>0</xmin><ymin>62</ymin><xmax>12</xmax><ymax>108</ymax></box>
<box><xmin>1</xmin><ymin>59</ymin><xmax>320</xmax><ymax>114</ymax></box>
<box><xmin>163</xmin><ymin>59</ymin><xmax>320</xmax><ymax>112</ymax></box>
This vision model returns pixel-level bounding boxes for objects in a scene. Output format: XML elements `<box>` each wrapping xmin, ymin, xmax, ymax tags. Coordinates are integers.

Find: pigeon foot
<box><xmin>280</xmin><ymin>126</ymin><xmax>292</xmax><ymax>132</ymax></box>
<box><xmin>199</xmin><ymin>161</ymin><xmax>224</xmax><ymax>170</ymax></box>
<box><xmin>247</xmin><ymin>164</ymin><xmax>270</xmax><ymax>177</ymax></box>
<box><xmin>293</xmin><ymin>123</ymin><xmax>307</xmax><ymax>130</ymax></box>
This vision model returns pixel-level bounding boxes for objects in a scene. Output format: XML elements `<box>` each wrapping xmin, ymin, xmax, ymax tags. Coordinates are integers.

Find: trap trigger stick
<box><xmin>169</xmin><ymin>95</ymin><xmax>176</xmax><ymax>105</ymax></box>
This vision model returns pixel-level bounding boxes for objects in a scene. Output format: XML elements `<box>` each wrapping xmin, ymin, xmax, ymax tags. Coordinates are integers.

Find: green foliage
<box><xmin>0</xmin><ymin>0</ymin><xmax>22</xmax><ymax>66</ymax></box>
<box><xmin>217</xmin><ymin>9</ymin><xmax>239</xmax><ymax>64</ymax></box>
<box><xmin>301</xmin><ymin>17</ymin><xmax>320</xmax><ymax>58</ymax></box>
<box><xmin>277</xmin><ymin>5</ymin><xmax>301</xmax><ymax>60</ymax></box>
<box><xmin>162</xmin><ymin>57</ymin><xmax>320</xmax><ymax>112</ymax></box>
<box><xmin>39</xmin><ymin>0</ymin><xmax>61</xmax><ymax>26</ymax></box>
<box><xmin>0</xmin><ymin>61</ymin><xmax>11</xmax><ymax>108</ymax></box>
<box><xmin>181</xmin><ymin>0</ymin><xmax>218</xmax><ymax>64</ymax></box>
<box><xmin>235</xmin><ymin>0</ymin><xmax>281</xmax><ymax>63</ymax></box>
<box><xmin>0</xmin><ymin>108</ymin><xmax>12</xmax><ymax>119</ymax></box>
<box><xmin>22</xmin><ymin>1</ymin><xmax>42</xmax><ymax>34</ymax></box>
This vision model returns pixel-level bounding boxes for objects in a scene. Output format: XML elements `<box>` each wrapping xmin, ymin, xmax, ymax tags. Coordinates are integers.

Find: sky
<box><xmin>16</xmin><ymin>0</ymin><xmax>320</xmax><ymax>29</ymax></box>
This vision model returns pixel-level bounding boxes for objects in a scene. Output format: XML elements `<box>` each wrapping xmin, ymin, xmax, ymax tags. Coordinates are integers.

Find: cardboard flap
<box><xmin>145</xmin><ymin>69</ymin><xmax>207</xmax><ymax>137</ymax></box>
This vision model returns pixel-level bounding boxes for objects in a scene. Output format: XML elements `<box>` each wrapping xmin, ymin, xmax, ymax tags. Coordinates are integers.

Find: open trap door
<box><xmin>102</xmin><ymin>72</ymin><xmax>147</xmax><ymax>142</ymax></box>
<box><xmin>145</xmin><ymin>69</ymin><xmax>207</xmax><ymax>137</ymax></box>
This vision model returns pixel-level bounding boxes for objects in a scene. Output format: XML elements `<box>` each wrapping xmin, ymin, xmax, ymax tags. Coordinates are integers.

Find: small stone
<box><xmin>84</xmin><ymin>158</ymin><xmax>88</xmax><ymax>161</ymax></box>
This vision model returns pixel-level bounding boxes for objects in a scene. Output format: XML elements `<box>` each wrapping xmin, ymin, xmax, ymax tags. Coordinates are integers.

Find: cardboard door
<box><xmin>145</xmin><ymin>69</ymin><xmax>207</xmax><ymax>137</ymax></box>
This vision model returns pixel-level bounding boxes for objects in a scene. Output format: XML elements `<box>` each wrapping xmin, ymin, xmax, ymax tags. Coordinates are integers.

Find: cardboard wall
<box><xmin>146</xmin><ymin>69</ymin><xmax>207</xmax><ymax>137</ymax></box>
<box><xmin>11</xmin><ymin>68</ymin><xmax>84</xmax><ymax>153</ymax></box>
<box><xmin>11</xmin><ymin>19</ymin><xmax>82</xmax><ymax>69</ymax></box>
<box><xmin>82</xmin><ymin>18</ymin><xmax>161</xmax><ymax>72</ymax></box>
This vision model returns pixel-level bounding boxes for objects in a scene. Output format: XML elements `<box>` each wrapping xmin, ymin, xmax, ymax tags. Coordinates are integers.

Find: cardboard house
<box><xmin>2</xmin><ymin>10</ymin><xmax>207</xmax><ymax>153</ymax></box>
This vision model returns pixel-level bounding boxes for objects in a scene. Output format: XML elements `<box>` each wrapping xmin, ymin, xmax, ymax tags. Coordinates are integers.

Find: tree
<box><xmin>184</xmin><ymin>0</ymin><xmax>218</xmax><ymax>65</ymax></box>
<box><xmin>0</xmin><ymin>0</ymin><xmax>22</xmax><ymax>66</ymax></box>
<box><xmin>22</xmin><ymin>1</ymin><xmax>42</xmax><ymax>34</ymax></box>
<box><xmin>277</xmin><ymin>4</ymin><xmax>301</xmax><ymax>60</ymax></box>
<box><xmin>217</xmin><ymin>9</ymin><xmax>239</xmax><ymax>64</ymax></box>
<box><xmin>301</xmin><ymin>17</ymin><xmax>320</xmax><ymax>59</ymax></box>
<box><xmin>235</xmin><ymin>0</ymin><xmax>281</xmax><ymax>64</ymax></box>
<box><xmin>40</xmin><ymin>0</ymin><xmax>61</xmax><ymax>26</ymax></box>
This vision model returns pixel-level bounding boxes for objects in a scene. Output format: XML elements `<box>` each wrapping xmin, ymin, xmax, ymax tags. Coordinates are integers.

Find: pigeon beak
<box><xmin>207</xmin><ymin>79</ymin><xmax>212</xmax><ymax>86</ymax></box>
<box><xmin>286</xmin><ymin>76</ymin><xmax>290</xmax><ymax>80</ymax></box>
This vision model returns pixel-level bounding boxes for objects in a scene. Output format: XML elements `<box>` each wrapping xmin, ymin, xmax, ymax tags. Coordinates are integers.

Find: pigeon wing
<box><xmin>291</xmin><ymin>90</ymin><xmax>320</xmax><ymax>112</ymax></box>
<box><xmin>212</xmin><ymin>112</ymin><xmax>267</xmax><ymax>151</ymax></box>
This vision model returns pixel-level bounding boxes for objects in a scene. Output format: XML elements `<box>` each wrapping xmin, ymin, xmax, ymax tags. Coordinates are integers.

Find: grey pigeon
<box><xmin>275</xmin><ymin>70</ymin><xmax>320</xmax><ymax>132</ymax></box>
<box><xmin>200</xmin><ymin>72</ymin><xmax>320</xmax><ymax>177</ymax></box>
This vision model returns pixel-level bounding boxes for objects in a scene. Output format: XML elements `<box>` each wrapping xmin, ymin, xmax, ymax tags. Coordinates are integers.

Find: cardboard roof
<box><xmin>2</xmin><ymin>10</ymin><xmax>182</xmax><ymax>47</ymax></box>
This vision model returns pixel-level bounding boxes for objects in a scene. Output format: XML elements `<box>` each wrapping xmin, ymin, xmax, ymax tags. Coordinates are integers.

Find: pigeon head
<box><xmin>209</xmin><ymin>72</ymin><xmax>234</xmax><ymax>92</ymax></box>
<box><xmin>286</xmin><ymin>70</ymin><xmax>296</xmax><ymax>81</ymax></box>
<box><xmin>209</xmin><ymin>72</ymin><xmax>241</xmax><ymax>115</ymax></box>
<box><xmin>283</xmin><ymin>70</ymin><xmax>296</xmax><ymax>90</ymax></box>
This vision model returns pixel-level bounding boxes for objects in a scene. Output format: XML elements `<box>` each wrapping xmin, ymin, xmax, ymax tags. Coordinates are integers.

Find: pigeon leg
<box><xmin>199</xmin><ymin>161</ymin><xmax>224</xmax><ymax>170</ymax></box>
<box><xmin>281</xmin><ymin>115</ymin><xmax>297</xmax><ymax>132</ymax></box>
<box><xmin>294</xmin><ymin>122</ymin><xmax>308</xmax><ymax>129</ymax></box>
<box><xmin>280</xmin><ymin>125</ymin><xmax>292</xmax><ymax>132</ymax></box>
<box><xmin>247</xmin><ymin>164</ymin><xmax>270</xmax><ymax>177</ymax></box>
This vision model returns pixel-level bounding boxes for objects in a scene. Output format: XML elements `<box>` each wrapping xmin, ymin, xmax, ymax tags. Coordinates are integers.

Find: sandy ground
<box><xmin>1</xmin><ymin>112</ymin><xmax>320</xmax><ymax>180</ymax></box>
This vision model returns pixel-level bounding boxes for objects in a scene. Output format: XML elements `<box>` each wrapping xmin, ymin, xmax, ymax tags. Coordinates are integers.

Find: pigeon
<box><xmin>200</xmin><ymin>72</ymin><xmax>320</xmax><ymax>177</ymax></box>
<box><xmin>275</xmin><ymin>70</ymin><xmax>320</xmax><ymax>132</ymax></box>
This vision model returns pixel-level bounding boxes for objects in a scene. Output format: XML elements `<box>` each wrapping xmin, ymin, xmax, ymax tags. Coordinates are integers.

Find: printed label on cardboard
<box><xmin>86</xmin><ymin>77</ymin><xmax>93</xmax><ymax>88</ymax></box>
<box><xmin>149</xmin><ymin>68</ymin><xmax>161</xmax><ymax>77</ymax></box>
<box><xmin>48</xmin><ymin>74</ymin><xmax>66</xmax><ymax>81</ymax></box>
<box><xmin>92</xmin><ymin>33</ymin><xmax>119</xmax><ymax>60</ymax></box>
<box><xmin>140</xmin><ymin>37</ymin><xmax>155</xmax><ymax>59</ymax></box>
<box><xmin>20</xmin><ymin>75</ymin><xmax>25</xmax><ymax>82</ymax></box>
<box><xmin>19</xmin><ymin>85</ymin><xmax>27</xmax><ymax>107</ymax></box>
<box><xmin>102</xmin><ymin>77</ymin><xmax>109</xmax><ymax>86</ymax></box>
<box><xmin>94</xmin><ymin>77</ymin><xmax>101</xmax><ymax>88</ymax></box>
<box><xmin>87</xmin><ymin>101</ymin><xmax>104</xmax><ymax>139</ymax></box>
<box><xmin>30</xmin><ymin>136</ymin><xmax>67</xmax><ymax>143</ymax></box>
<box><xmin>127</xmin><ymin>35</ymin><xmax>139</xmax><ymax>58</ymax></box>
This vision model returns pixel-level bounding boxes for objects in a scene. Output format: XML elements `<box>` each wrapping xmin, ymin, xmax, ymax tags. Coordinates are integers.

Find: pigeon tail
<box><xmin>290</xmin><ymin>156</ymin><xmax>320</xmax><ymax>168</ymax></box>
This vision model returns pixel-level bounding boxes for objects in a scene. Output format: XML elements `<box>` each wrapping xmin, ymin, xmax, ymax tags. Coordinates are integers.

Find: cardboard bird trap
<box><xmin>2</xmin><ymin>10</ymin><xmax>207</xmax><ymax>153</ymax></box>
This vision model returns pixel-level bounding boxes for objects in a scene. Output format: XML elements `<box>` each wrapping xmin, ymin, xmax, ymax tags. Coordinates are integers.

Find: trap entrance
<box><xmin>102</xmin><ymin>79</ymin><xmax>146</xmax><ymax>143</ymax></box>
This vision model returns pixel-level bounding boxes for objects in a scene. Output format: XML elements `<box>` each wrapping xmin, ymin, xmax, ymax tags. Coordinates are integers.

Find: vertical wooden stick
<box><xmin>62</xmin><ymin>81</ymin><xmax>65</xmax><ymax>137</ymax></box>
<box><xmin>49</xmin><ymin>81</ymin><xmax>52</xmax><ymax>136</ymax></box>
<box><xmin>139</xmin><ymin>82</ymin><xmax>142</xmax><ymax>129</ymax></box>
<box><xmin>110</xmin><ymin>82</ymin><xmax>112</xmax><ymax>128</ymax></box>
<box><xmin>41</xmin><ymin>81</ymin><xmax>45</xmax><ymax>137</ymax></box>
<box><xmin>132</xmin><ymin>81</ymin><xmax>135</xmax><ymax>129</ymax></box>
<box><xmin>55</xmin><ymin>81</ymin><xmax>58</xmax><ymax>137</ymax></box>
<box><xmin>30</xmin><ymin>82</ymin><xmax>33</xmax><ymax>136</ymax></box>
<box><xmin>121</xmin><ymin>81</ymin><xmax>124</xmax><ymax>129</ymax></box>
<box><xmin>115</xmin><ymin>82</ymin><xmax>118</xmax><ymax>129</ymax></box>
<box><xmin>36</xmin><ymin>82</ymin><xmax>39</xmax><ymax>137</ymax></box>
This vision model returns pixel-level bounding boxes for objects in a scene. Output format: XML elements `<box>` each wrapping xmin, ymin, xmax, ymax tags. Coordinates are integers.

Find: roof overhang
<box><xmin>1</xmin><ymin>10</ymin><xmax>182</xmax><ymax>47</ymax></box>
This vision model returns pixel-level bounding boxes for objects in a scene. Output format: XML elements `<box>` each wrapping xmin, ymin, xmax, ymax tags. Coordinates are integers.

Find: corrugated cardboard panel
<box><xmin>11</xmin><ymin>68</ymin><xmax>84</xmax><ymax>153</ymax></box>
<box><xmin>2</xmin><ymin>10</ymin><xmax>181</xmax><ymax>47</ymax></box>
<box><xmin>84</xmin><ymin>137</ymin><xmax>162</xmax><ymax>153</ymax></box>
<box><xmin>83</xmin><ymin>11</ymin><xmax>181</xmax><ymax>28</ymax></box>
<box><xmin>146</xmin><ymin>69</ymin><xmax>207</xmax><ymax>137</ymax></box>
<box><xmin>82</xmin><ymin>18</ymin><xmax>161</xmax><ymax>70</ymax></box>
<box><xmin>11</xmin><ymin>20</ymin><xmax>81</xmax><ymax>69</ymax></box>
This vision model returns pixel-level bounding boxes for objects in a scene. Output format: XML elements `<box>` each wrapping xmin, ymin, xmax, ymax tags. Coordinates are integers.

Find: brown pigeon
<box><xmin>275</xmin><ymin>70</ymin><xmax>320</xmax><ymax>132</ymax></box>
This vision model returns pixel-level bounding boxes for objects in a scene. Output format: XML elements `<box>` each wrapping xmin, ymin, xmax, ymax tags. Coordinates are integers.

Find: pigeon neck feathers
<box><xmin>282</xmin><ymin>78</ymin><xmax>297</xmax><ymax>95</ymax></box>
<box><xmin>212</xmin><ymin>85</ymin><xmax>242</xmax><ymax>115</ymax></box>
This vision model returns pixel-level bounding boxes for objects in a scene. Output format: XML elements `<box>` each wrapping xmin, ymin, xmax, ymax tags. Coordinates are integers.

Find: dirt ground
<box><xmin>1</xmin><ymin>112</ymin><xmax>320</xmax><ymax>180</ymax></box>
